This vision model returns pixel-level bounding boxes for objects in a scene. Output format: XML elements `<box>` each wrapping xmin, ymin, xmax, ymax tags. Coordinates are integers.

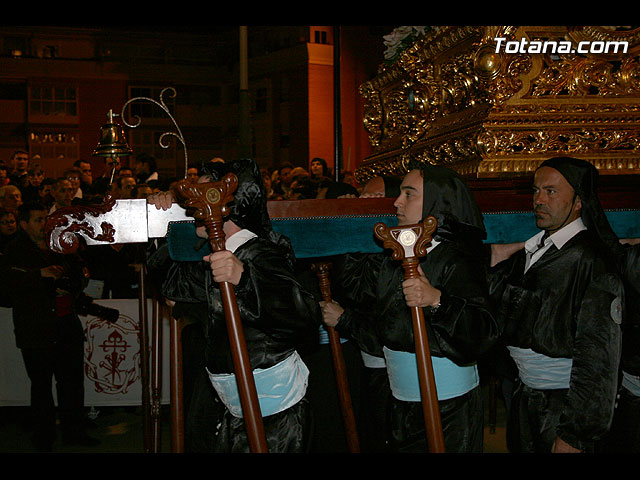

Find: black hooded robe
<box><xmin>487</xmin><ymin>157</ymin><xmax>623</xmax><ymax>452</ymax></box>
<box><xmin>153</xmin><ymin>159</ymin><xmax>321</xmax><ymax>453</ymax></box>
<box><xmin>331</xmin><ymin>163</ymin><xmax>500</xmax><ymax>453</ymax></box>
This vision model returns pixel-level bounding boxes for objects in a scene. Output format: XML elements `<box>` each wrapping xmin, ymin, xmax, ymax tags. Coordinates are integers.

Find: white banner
<box><xmin>0</xmin><ymin>299</ymin><xmax>171</xmax><ymax>407</ymax></box>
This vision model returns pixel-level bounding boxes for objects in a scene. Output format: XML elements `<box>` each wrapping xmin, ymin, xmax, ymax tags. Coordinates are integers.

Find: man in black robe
<box><xmin>488</xmin><ymin>156</ymin><xmax>623</xmax><ymax>453</ymax></box>
<box><xmin>601</xmin><ymin>241</ymin><xmax>640</xmax><ymax>453</ymax></box>
<box><xmin>148</xmin><ymin>158</ymin><xmax>320</xmax><ymax>453</ymax></box>
<box><xmin>321</xmin><ymin>160</ymin><xmax>500</xmax><ymax>453</ymax></box>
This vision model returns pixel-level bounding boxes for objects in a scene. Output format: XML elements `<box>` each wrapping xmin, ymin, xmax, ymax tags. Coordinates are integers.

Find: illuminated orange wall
<box><xmin>308</xmin><ymin>61</ymin><xmax>335</xmax><ymax>172</ymax></box>
<box><xmin>306</xmin><ymin>28</ymin><xmax>382</xmax><ymax>180</ymax></box>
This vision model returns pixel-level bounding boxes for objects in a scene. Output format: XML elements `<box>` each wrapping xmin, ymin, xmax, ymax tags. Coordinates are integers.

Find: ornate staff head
<box><xmin>374</xmin><ymin>216</ymin><xmax>438</xmax><ymax>262</ymax></box>
<box><xmin>171</xmin><ymin>173</ymin><xmax>238</xmax><ymax>252</ymax></box>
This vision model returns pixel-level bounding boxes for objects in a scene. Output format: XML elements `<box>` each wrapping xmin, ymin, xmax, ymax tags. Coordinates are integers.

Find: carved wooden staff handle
<box><xmin>313</xmin><ymin>262</ymin><xmax>360</xmax><ymax>453</ymax></box>
<box><xmin>172</xmin><ymin>174</ymin><xmax>268</xmax><ymax>453</ymax></box>
<box><xmin>374</xmin><ymin>216</ymin><xmax>445</xmax><ymax>453</ymax></box>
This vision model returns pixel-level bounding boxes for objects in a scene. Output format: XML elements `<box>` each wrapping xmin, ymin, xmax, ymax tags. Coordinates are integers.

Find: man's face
<box><xmin>135</xmin><ymin>185</ymin><xmax>152</xmax><ymax>198</ymax></box>
<box><xmin>1</xmin><ymin>187</ymin><xmax>22</xmax><ymax>210</ymax></box>
<box><xmin>533</xmin><ymin>166</ymin><xmax>582</xmax><ymax>234</ymax></box>
<box><xmin>52</xmin><ymin>180</ymin><xmax>74</xmax><ymax>207</ymax></box>
<box><xmin>39</xmin><ymin>184</ymin><xmax>52</xmax><ymax>199</ymax></box>
<box><xmin>12</xmin><ymin>153</ymin><xmax>29</xmax><ymax>173</ymax></box>
<box><xmin>135</xmin><ymin>161</ymin><xmax>148</xmax><ymax>175</ymax></box>
<box><xmin>78</xmin><ymin>161</ymin><xmax>92</xmax><ymax>184</ymax></box>
<box><xmin>280</xmin><ymin>167</ymin><xmax>292</xmax><ymax>186</ymax></box>
<box><xmin>394</xmin><ymin>169</ymin><xmax>423</xmax><ymax>226</ymax></box>
<box><xmin>105</xmin><ymin>157</ymin><xmax>120</xmax><ymax>175</ymax></box>
<box><xmin>66</xmin><ymin>172</ymin><xmax>81</xmax><ymax>193</ymax></box>
<box><xmin>119</xmin><ymin>177</ymin><xmax>137</xmax><ymax>199</ymax></box>
<box><xmin>0</xmin><ymin>213</ymin><xmax>17</xmax><ymax>236</ymax></box>
<box><xmin>20</xmin><ymin>209</ymin><xmax>47</xmax><ymax>243</ymax></box>
<box><xmin>186</xmin><ymin>167</ymin><xmax>199</xmax><ymax>184</ymax></box>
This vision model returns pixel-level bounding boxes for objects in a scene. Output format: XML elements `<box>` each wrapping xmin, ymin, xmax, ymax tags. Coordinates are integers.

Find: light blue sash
<box><xmin>383</xmin><ymin>347</ymin><xmax>479</xmax><ymax>402</ymax></box>
<box><xmin>622</xmin><ymin>370</ymin><xmax>640</xmax><ymax>397</ymax></box>
<box><xmin>508</xmin><ymin>346</ymin><xmax>572</xmax><ymax>390</ymax></box>
<box><xmin>206</xmin><ymin>351</ymin><xmax>309</xmax><ymax>418</ymax></box>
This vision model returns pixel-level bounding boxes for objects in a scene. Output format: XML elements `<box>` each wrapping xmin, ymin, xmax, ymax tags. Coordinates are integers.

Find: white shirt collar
<box><xmin>427</xmin><ymin>238</ymin><xmax>441</xmax><ymax>254</ymax></box>
<box><xmin>525</xmin><ymin>217</ymin><xmax>586</xmax><ymax>254</ymax></box>
<box><xmin>225</xmin><ymin>229</ymin><xmax>257</xmax><ymax>253</ymax></box>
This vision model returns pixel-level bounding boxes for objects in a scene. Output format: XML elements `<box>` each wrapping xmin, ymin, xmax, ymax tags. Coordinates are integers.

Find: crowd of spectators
<box><xmin>1</xmin><ymin>151</ymin><xmax>367</xmax><ymax>293</ymax></box>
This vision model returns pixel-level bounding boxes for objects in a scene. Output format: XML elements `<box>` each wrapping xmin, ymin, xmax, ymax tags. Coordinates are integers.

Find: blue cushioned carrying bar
<box><xmin>167</xmin><ymin>209</ymin><xmax>640</xmax><ymax>261</ymax></box>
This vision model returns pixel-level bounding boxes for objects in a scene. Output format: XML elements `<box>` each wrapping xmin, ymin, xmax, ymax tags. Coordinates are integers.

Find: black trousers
<box><xmin>599</xmin><ymin>387</ymin><xmax>640</xmax><ymax>453</ymax></box>
<box><xmin>20</xmin><ymin>338</ymin><xmax>85</xmax><ymax>444</ymax></box>
<box><xmin>388</xmin><ymin>385</ymin><xmax>484</xmax><ymax>453</ymax></box>
<box><xmin>213</xmin><ymin>397</ymin><xmax>313</xmax><ymax>453</ymax></box>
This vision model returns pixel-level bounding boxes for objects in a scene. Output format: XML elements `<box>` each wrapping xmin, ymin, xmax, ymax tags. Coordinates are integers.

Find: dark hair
<box><xmin>278</xmin><ymin>162</ymin><xmax>294</xmax><ymax>173</ymax></box>
<box><xmin>0</xmin><ymin>207</ymin><xmax>16</xmax><ymax>219</ymax></box>
<box><xmin>17</xmin><ymin>201</ymin><xmax>47</xmax><ymax>223</ymax></box>
<box><xmin>310</xmin><ymin>157</ymin><xmax>330</xmax><ymax>177</ymax></box>
<box><xmin>11</xmin><ymin>149</ymin><xmax>29</xmax><ymax>160</ymax></box>
<box><xmin>39</xmin><ymin>177</ymin><xmax>55</xmax><ymax>190</ymax></box>
<box><xmin>136</xmin><ymin>153</ymin><xmax>157</xmax><ymax>171</ymax></box>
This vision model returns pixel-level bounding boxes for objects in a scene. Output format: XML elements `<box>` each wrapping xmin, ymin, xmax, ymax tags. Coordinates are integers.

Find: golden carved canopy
<box><xmin>356</xmin><ymin>26</ymin><xmax>640</xmax><ymax>183</ymax></box>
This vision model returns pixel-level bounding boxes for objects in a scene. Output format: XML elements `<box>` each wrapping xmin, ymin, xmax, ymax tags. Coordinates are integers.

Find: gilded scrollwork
<box><xmin>357</xmin><ymin>25</ymin><xmax>640</xmax><ymax>182</ymax></box>
<box><xmin>480</xmin><ymin>128</ymin><xmax>640</xmax><ymax>156</ymax></box>
<box><xmin>532</xmin><ymin>55</ymin><xmax>640</xmax><ymax>96</ymax></box>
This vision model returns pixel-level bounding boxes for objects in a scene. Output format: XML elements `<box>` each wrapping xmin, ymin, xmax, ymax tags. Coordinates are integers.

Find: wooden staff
<box><xmin>313</xmin><ymin>262</ymin><xmax>360</xmax><ymax>453</ymax></box>
<box><xmin>374</xmin><ymin>216</ymin><xmax>446</xmax><ymax>453</ymax></box>
<box><xmin>170</xmin><ymin>315</ymin><xmax>185</xmax><ymax>453</ymax></box>
<box><xmin>172</xmin><ymin>173</ymin><xmax>268</xmax><ymax>453</ymax></box>
<box><xmin>136</xmin><ymin>263</ymin><xmax>152</xmax><ymax>453</ymax></box>
<box><xmin>150</xmin><ymin>297</ymin><xmax>163</xmax><ymax>452</ymax></box>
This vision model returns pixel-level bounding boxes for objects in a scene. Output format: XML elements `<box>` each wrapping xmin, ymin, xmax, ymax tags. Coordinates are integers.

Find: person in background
<box><xmin>0</xmin><ymin>163</ymin><xmax>10</xmax><ymax>186</ymax></box>
<box><xmin>186</xmin><ymin>164</ymin><xmax>200</xmax><ymax>184</ymax></box>
<box><xmin>359</xmin><ymin>175</ymin><xmax>402</xmax><ymax>199</ymax></box>
<box><xmin>273</xmin><ymin>162</ymin><xmax>294</xmax><ymax>199</ymax></box>
<box><xmin>37</xmin><ymin>178</ymin><xmax>55</xmax><ymax>210</ymax></box>
<box><xmin>92</xmin><ymin>156</ymin><xmax>122</xmax><ymax>196</ymax></box>
<box><xmin>117</xmin><ymin>166</ymin><xmax>134</xmax><ymax>179</ymax></box>
<box><xmin>73</xmin><ymin>159</ymin><xmax>93</xmax><ymax>195</ymax></box>
<box><xmin>134</xmin><ymin>153</ymin><xmax>159</xmax><ymax>184</ymax></box>
<box><xmin>0</xmin><ymin>208</ymin><xmax>18</xmax><ymax>252</ymax></box>
<box><xmin>0</xmin><ymin>184</ymin><xmax>23</xmax><ymax>214</ymax></box>
<box><xmin>63</xmin><ymin>167</ymin><xmax>83</xmax><ymax>200</ymax></box>
<box><xmin>132</xmin><ymin>183</ymin><xmax>153</xmax><ymax>199</ymax></box>
<box><xmin>48</xmin><ymin>177</ymin><xmax>74</xmax><ymax>214</ymax></box>
<box><xmin>114</xmin><ymin>175</ymin><xmax>137</xmax><ymax>200</ymax></box>
<box><xmin>310</xmin><ymin>157</ymin><xmax>331</xmax><ymax>180</ymax></box>
<box><xmin>8</xmin><ymin>150</ymin><xmax>30</xmax><ymax>189</ymax></box>
<box><xmin>2</xmin><ymin>202</ymin><xmax>99</xmax><ymax>451</ymax></box>
<box><xmin>261</xmin><ymin>168</ymin><xmax>280</xmax><ymax>200</ymax></box>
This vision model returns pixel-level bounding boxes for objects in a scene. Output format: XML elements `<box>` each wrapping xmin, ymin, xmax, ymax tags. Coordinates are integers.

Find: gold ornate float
<box><xmin>356</xmin><ymin>25</ymin><xmax>640</xmax><ymax>183</ymax></box>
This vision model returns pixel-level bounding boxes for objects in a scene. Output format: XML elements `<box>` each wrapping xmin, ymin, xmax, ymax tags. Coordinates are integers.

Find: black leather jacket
<box><xmin>620</xmin><ymin>243</ymin><xmax>640</xmax><ymax>376</ymax></box>
<box><xmin>2</xmin><ymin>230</ymin><xmax>86</xmax><ymax>349</ymax></box>
<box><xmin>487</xmin><ymin>229</ymin><xmax>623</xmax><ymax>447</ymax></box>
<box><xmin>157</xmin><ymin>236</ymin><xmax>321</xmax><ymax>374</ymax></box>
<box><xmin>331</xmin><ymin>239</ymin><xmax>500</xmax><ymax>366</ymax></box>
